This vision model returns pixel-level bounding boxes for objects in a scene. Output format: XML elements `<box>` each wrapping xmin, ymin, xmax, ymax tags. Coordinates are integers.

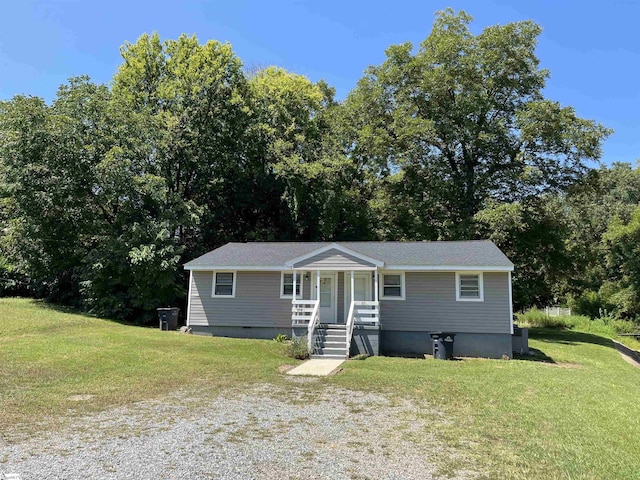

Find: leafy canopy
<box><xmin>347</xmin><ymin>8</ymin><xmax>611</xmax><ymax>239</ymax></box>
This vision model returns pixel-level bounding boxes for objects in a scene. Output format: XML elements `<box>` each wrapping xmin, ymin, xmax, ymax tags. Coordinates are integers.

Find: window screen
<box><xmin>383</xmin><ymin>274</ymin><xmax>402</xmax><ymax>297</ymax></box>
<box><xmin>215</xmin><ymin>272</ymin><xmax>234</xmax><ymax>296</ymax></box>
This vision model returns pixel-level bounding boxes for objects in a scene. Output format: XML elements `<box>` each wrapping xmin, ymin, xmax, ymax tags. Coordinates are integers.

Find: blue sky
<box><xmin>1</xmin><ymin>0</ymin><xmax>638</xmax><ymax>165</ymax></box>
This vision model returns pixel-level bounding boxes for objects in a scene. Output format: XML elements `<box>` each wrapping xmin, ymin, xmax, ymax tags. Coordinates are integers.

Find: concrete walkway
<box><xmin>286</xmin><ymin>359</ymin><xmax>345</xmax><ymax>376</ymax></box>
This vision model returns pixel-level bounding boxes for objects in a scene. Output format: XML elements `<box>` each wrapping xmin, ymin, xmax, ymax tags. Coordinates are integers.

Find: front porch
<box><xmin>286</xmin><ymin>245</ymin><xmax>383</xmax><ymax>358</ymax></box>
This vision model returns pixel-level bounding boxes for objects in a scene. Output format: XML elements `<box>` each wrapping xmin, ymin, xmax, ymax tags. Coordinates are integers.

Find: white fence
<box><xmin>544</xmin><ymin>306</ymin><xmax>571</xmax><ymax>317</ymax></box>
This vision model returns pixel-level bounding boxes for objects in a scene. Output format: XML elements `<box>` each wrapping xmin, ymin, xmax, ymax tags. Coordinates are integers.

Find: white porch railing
<box><xmin>291</xmin><ymin>300</ymin><xmax>319</xmax><ymax>326</ymax></box>
<box><xmin>346</xmin><ymin>300</ymin><xmax>379</xmax><ymax>355</ymax></box>
<box><xmin>291</xmin><ymin>300</ymin><xmax>320</xmax><ymax>353</ymax></box>
<box><xmin>353</xmin><ymin>300</ymin><xmax>380</xmax><ymax>325</ymax></box>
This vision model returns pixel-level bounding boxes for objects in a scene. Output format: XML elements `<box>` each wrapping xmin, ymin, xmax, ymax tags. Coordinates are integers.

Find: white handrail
<box><xmin>307</xmin><ymin>300</ymin><xmax>320</xmax><ymax>353</ymax></box>
<box><xmin>345</xmin><ymin>300</ymin><xmax>356</xmax><ymax>356</ymax></box>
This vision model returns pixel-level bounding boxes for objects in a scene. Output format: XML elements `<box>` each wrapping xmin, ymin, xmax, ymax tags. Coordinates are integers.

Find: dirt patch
<box><xmin>66</xmin><ymin>394</ymin><xmax>95</xmax><ymax>401</ymax></box>
<box><xmin>277</xmin><ymin>364</ymin><xmax>295</xmax><ymax>373</ymax></box>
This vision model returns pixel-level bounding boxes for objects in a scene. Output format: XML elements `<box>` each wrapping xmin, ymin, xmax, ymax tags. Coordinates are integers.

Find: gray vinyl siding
<box><xmin>188</xmin><ymin>271</ymin><xmax>292</xmax><ymax>329</ymax></box>
<box><xmin>294</xmin><ymin>249</ymin><xmax>375</xmax><ymax>269</ymax></box>
<box><xmin>380</xmin><ymin>272</ymin><xmax>510</xmax><ymax>334</ymax></box>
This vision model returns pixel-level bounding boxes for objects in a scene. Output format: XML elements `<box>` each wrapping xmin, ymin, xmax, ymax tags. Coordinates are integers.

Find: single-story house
<box><xmin>184</xmin><ymin>241</ymin><xmax>515</xmax><ymax>359</ymax></box>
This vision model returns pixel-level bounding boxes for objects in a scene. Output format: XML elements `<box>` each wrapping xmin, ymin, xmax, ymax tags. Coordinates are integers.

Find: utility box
<box><xmin>430</xmin><ymin>332</ymin><xmax>456</xmax><ymax>360</ymax></box>
<box><xmin>157</xmin><ymin>307</ymin><xmax>179</xmax><ymax>331</ymax></box>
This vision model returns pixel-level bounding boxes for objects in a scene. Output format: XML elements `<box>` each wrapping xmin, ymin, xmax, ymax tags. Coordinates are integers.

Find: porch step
<box><xmin>311</xmin><ymin>323</ymin><xmax>349</xmax><ymax>358</ymax></box>
<box><xmin>315</xmin><ymin>333</ymin><xmax>345</xmax><ymax>340</ymax></box>
<box><xmin>311</xmin><ymin>354</ymin><xmax>346</xmax><ymax>360</ymax></box>
<box><xmin>313</xmin><ymin>348</ymin><xmax>348</xmax><ymax>356</ymax></box>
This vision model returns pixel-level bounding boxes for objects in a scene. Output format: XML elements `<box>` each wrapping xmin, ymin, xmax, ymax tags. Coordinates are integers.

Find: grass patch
<box><xmin>0</xmin><ymin>298</ymin><xmax>297</xmax><ymax>437</ymax></box>
<box><xmin>516</xmin><ymin>308</ymin><xmax>640</xmax><ymax>350</ymax></box>
<box><xmin>334</xmin><ymin>329</ymin><xmax>640</xmax><ymax>479</ymax></box>
<box><xmin>2</xmin><ymin>298</ymin><xmax>640</xmax><ymax>478</ymax></box>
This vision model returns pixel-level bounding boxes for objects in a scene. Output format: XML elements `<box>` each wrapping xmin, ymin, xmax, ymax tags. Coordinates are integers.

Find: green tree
<box><xmin>248</xmin><ymin>67</ymin><xmax>372</xmax><ymax>240</ymax></box>
<box><xmin>346</xmin><ymin>9</ymin><xmax>611</xmax><ymax>239</ymax></box>
<box><xmin>601</xmin><ymin>205</ymin><xmax>640</xmax><ymax>319</ymax></box>
<box><xmin>475</xmin><ymin>198</ymin><xmax>570</xmax><ymax>308</ymax></box>
<box><xmin>112</xmin><ymin>33</ymin><xmax>261</xmax><ymax>255</ymax></box>
<box><xmin>0</xmin><ymin>77</ymin><xmax>184</xmax><ymax>318</ymax></box>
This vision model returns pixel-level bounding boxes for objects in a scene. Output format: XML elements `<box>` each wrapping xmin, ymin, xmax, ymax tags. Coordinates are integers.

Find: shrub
<box><xmin>274</xmin><ymin>333</ymin><xmax>289</xmax><ymax>343</ymax></box>
<box><xmin>285</xmin><ymin>336</ymin><xmax>310</xmax><ymax>360</ymax></box>
<box><xmin>608</xmin><ymin>319</ymin><xmax>637</xmax><ymax>334</ymax></box>
<box><xmin>516</xmin><ymin>307</ymin><xmax>548</xmax><ymax>326</ymax></box>
<box><xmin>516</xmin><ymin>308</ymin><xmax>580</xmax><ymax>329</ymax></box>
<box><xmin>569</xmin><ymin>291</ymin><xmax>609</xmax><ymax>319</ymax></box>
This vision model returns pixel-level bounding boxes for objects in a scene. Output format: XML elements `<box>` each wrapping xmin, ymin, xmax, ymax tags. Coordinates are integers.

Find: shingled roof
<box><xmin>184</xmin><ymin>241</ymin><xmax>513</xmax><ymax>270</ymax></box>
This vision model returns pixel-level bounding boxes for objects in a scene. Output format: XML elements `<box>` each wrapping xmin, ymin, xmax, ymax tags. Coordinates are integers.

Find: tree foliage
<box><xmin>345</xmin><ymin>8</ymin><xmax>611</xmax><ymax>239</ymax></box>
<box><xmin>0</xmin><ymin>13</ymin><xmax>630</xmax><ymax>322</ymax></box>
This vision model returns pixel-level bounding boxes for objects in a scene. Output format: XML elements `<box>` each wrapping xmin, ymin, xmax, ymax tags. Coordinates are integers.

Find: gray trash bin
<box><xmin>430</xmin><ymin>332</ymin><xmax>456</xmax><ymax>360</ymax></box>
<box><xmin>157</xmin><ymin>307</ymin><xmax>179</xmax><ymax>330</ymax></box>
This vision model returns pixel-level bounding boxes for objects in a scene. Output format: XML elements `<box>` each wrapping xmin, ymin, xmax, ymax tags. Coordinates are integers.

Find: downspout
<box><xmin>186</xmin><ymin>270</ymin><xmax>193</xmax><ymax>327</ymax></box>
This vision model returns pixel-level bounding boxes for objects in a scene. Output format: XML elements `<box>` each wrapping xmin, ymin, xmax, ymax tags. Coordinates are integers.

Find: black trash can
<box><xmin>157</xmin><ymin>307</ymin><xmax>179</xmax><ymax>330</ymax></box>
<box><xmin>430</xmin><ymin>332</ymin><xmax>456</xmax><ymax>360</ymax></box>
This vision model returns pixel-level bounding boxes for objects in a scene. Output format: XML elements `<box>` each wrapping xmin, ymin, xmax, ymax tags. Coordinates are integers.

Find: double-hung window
<box><xmin>380</xmin><ymin>272</ymin><xmax>405</xmax><ymax>300</ymax></box>
<box><xmin>213</xmin><ymin>271</ymin><xmax>236</xmax><ymax>298</ymax></box>
<box><xmin>456</xmin><ymin>272</ymin><xmax>483</xmax><ymax>301</ymax></box>
<box><xmin>281</xmin><ymin>272</ymin><xmax>302</xmax><ymax>299</ymax></box>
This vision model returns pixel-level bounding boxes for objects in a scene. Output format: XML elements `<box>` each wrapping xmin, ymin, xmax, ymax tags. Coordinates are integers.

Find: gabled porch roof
<box><xmin>285</xmin><ymin>243</ymin><xmax>384</xmax><ymax>270</ymax></box>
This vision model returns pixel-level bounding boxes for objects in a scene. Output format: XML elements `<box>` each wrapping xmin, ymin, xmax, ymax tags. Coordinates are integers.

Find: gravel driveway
<box><xmin>1</xmin><ymin>381</ymin><xmax>476</xmax><ymax>480</ymax></box>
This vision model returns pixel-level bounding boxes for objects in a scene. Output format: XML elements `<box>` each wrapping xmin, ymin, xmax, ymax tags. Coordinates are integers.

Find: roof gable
<box><xmin>285</xmin><ymin>243</ymin><xmax>384</xmax><ymax>269</ymax></box>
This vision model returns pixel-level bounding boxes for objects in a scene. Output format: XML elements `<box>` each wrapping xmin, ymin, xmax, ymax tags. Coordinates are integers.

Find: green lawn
<box><xmin>332</xmin><ymin>330</ymin><xmax>640</xmax><ymax>479</ymax></box>
<box><xmin>2</xmin><ymin>297</ymin><xmax>639</xmax><ymax>479</ymax></box>
<box><xmin>0</xmin><ymin>298</ymin><xmax>298</xmax><ymax>435</ymax></box>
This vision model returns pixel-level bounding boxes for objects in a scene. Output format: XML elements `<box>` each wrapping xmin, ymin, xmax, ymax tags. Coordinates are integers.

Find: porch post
<box><xmin>316</xmin><ymin>270</ymin><xmax>320</xmax><ymax>301</ymax></box>
<box><xmin>350</xmin><ymin>270</ymin><xmax>355</xmax><ymax>305</ymax></box>
<box><xmin>292</xmin><ymin>269</ymin><xmax>297</xmax><ymax>302</ymax></box>
<box><xmin>374</xmin><ymin>269</ymin><xmax>379</xmax><ymax>303</ymax></box>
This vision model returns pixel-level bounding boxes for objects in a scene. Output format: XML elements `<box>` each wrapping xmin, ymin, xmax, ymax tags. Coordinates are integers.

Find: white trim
<box><xmin>212</xmin><ymin>270</ymin><xmax>236</xmax><ymax>298</ymax></box>
<box><xmin>508</xmin><ymin>271</ymin><xmax>514</xmax><ymax>334</ymax></box>
<box><xmin>384</xmin><ymin>265</ymin><xmax>513</xmax><ymax>272</ymax></box>
<box><xmin>284</xmin><ymin>243</ymin><xmax>385</xmax><ymax>268</ymax></box>
<box><xmin>455</xmin><ymin>272</ymin><xmax>484</xmax><ymax>302</ymax></box>
<box><xmin>379</xmin><ymin>271</ymin><xmax>406</xmax><ymax>301</ymax></box>
<box><xmin>374</xmin><ymin>269</ymin><xmax>379</xmax><ymax>303</ymax></box>
<box><xmin>280</xmin><ymin>271</ymin><xmax>303</xmax><ymax>299</ymax></box>
<box><xmin>186</xmin><ymin>270</ymin><xmax>193</xmax><ymax>327</ymax></box>
<box><xmin>295</xmin><ymin>266</ymin><xmax>375</xmax><ymax>271</ymax></box>
<box><xmin>186</xmin><ymin>264</ymin><xmax>513</xmax><ymax>272</ymax></box>
<box><xmin>186</xmin><ymin>265</ymin><xmax>284</xmax><ymax>271</ymax></box>
<box><xmin>344</xmin><ymin>272</ymin><xmax>372</xmax><ymax>321</ymax></box>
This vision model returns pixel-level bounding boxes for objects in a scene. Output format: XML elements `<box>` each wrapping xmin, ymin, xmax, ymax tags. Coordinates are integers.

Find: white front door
<box><xmin>345</xmin><ymin>273</ymin><xmax>372</xmax><ymax>321</ymax></box>
<box><xmin>318</xmin><ymin>274</ymin><xmax>337</xmax><ymax>324</ymax></box>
